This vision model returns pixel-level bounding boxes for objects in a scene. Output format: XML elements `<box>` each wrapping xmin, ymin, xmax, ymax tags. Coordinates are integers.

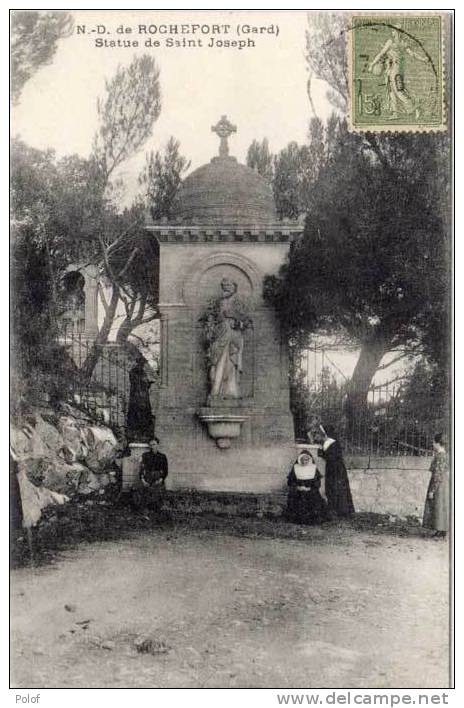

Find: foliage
<box><xmin>263</xmin><ymin>12</ymin><xmax>451</xmax><ymax>411</ymax></box>
<box><xmin>273</xmin><ymin>142</ymin><xmax>312</xmax><ymax>219</ymax></box>
<box><xmin>247</xmin><ymin>119</ymin><xmax>331</xmax><ymax>220</ymax></box>
<box><xmin>265</xmin><ymin>118</ymin><xmax>450</xmax><ymax>408</ymax></box>
<box><xmin>289</xmin><ymin>367</ymin><xmax>313</xmax><ymax>440</ymax></box>
<box><xmin>102</xmin><ymin>203</ymin><xmax>160</xmax><ymax>344</ymax></box>
<box><xmin>11</xmin><ymin>140</ymin><xmax>100</xmax><ymax>270</ymax></box>
<box><xmin>10</xmin><ymin>139</ymin><xmax>104</xmax><ymax>394</ymax></box>
<box><xmin>246</xmin><ymin>138</ymin><xmax>274</xmax><ymax>183</ymax></box>
<box><xmin>11</xmin><ymin>10</ymin><xmax>74</xmax><ymax>104</ymax></box>
<box><xmin>399</xmin><ymin>359</ymin><xmax>448</xmax><ymax>421</ymax></box>
<box><xmin>139</xmin><ymin>137</ymin><xmax>190</xmax><ymax>220</ymax></box>
<box><xmin>11</xmin><ymin>54</ymin><xmax>164</xmax><ymax>404</ymax></box>
<box><xmin>93</xmin><ymin>55</ymin><xmax>161</xmax><ymax>183</ymax></box>
<box><xmin>305</xmin><ymin>11</ymin><xmax>348</xmax><ymax>111</ymax></box>
<box><xmin>83</xmin><ymin>54</ymin><xmax>163</xmax><ymax>361</ymax></box>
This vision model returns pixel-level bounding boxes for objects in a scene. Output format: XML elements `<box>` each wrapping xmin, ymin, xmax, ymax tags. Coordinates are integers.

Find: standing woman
<box><xmin>313</xmin><ymin>425</ymin><xmax>355</xmax><ymax>517</ymax></box>
<box><xmin>423</xmin><ymin>433</ymin><xmax>449</xmax><ymax>537</ymax></box>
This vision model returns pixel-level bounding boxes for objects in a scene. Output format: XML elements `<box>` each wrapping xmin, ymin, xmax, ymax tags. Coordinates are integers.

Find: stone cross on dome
<box><xmin>211</xmin><ymin>115</ymin><xmax>237</xmax><ymax>157</ymax></box>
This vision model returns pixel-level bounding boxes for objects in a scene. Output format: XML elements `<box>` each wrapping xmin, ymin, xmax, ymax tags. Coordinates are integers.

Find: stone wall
<box><xmin>346</xmin><ymin>455</ymin><xmax>432</xmax><ymax>519</ymax></box>
<box><xmin>161</xmin><ymin>455</ymin><xmax>432</xmax><ymax>520</ymax></box>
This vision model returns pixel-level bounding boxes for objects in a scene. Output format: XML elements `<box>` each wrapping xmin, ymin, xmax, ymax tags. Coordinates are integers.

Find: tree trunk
<box><xmin>81</xmin><ymin>286</ymin><xmax>120</xmax><ymax>379</ymax></box>
<box><xmin>115</xmin><ymin>316</ymin><xmax>138</xmax><ymax>344</ymax></box>
<box><xmin>344</xmin><ymin>336</ymin><xmax>391</xmax><ymax>441</ymax></box>
<box><xmin>115</xmin><ymin>306</ymin><xmax>158</xmax><ymax>344</ymax></box>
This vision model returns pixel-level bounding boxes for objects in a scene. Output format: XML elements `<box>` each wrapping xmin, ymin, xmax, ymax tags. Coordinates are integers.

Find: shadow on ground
<box><xmin>11</xmin><ymin>490</ymin><xmax>438</xmax><ymax>570</ymax></box>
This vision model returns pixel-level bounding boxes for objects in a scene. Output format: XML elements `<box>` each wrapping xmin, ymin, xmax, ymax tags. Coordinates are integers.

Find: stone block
<box><xmin>121</xmin><ymin>443</ymin><xmax>150</xmax><ymax>490</ymax></box>
<box><xmin>347</xmin><ymin>457</ymin><xmax>432</xmax><ymax>518</ymax></box>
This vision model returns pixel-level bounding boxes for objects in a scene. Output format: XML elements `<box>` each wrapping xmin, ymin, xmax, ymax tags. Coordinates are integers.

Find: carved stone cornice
<box><xmin>145</xmin><ymin>221</ymin><xmax>303</xmax><ymax>244</ymax></box>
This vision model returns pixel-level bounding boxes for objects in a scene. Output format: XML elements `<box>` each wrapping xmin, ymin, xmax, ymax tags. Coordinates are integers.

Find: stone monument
<box><xmin>145</xmin><ymin>116</ymin><xmax>303</xmax><ymax>492</ymax></box>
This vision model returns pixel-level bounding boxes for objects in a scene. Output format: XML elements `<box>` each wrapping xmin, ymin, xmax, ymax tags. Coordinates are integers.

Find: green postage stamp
<box><xmin>349</xmin><ymin>14</ymin><xmax>445</xmax><ymax>132</ymax></box>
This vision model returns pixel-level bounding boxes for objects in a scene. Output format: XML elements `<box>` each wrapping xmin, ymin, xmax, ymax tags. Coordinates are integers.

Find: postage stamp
<box><xmin>348</xmin><ymin>14</ymin><xmax>445</xmax><ymax>132</ymax></box>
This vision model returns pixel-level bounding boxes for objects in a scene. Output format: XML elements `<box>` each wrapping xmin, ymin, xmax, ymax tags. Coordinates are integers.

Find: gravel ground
<box><xmin>10</xmin><ymin>510</ymin><xmax>450</xmax><ymax>688</ymax></box>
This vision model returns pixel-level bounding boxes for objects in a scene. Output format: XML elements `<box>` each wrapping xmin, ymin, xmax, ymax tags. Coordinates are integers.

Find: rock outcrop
<box><xmin>11</xmin><ymin>404</ymin><xmax>122</xmax><ymax>526</ymax></box>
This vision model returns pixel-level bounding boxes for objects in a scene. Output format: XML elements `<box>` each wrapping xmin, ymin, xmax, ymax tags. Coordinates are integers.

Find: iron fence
<box><xmin>293</xmin><ymin>345</ymin><xmax>447</xmax><ymax>456</ymax></box>
<box><xmin>57</xmin><ymin>325</ymin><xmax>133</xmax><ymax>436</ymax></box>
<box><xmin>56</xmin><ymin>325</ymin><xmax>446</xmax><ymax>454</ymax></box>
<box><xmin>294</xmin><ymin>380</ymin><xmax>445</xmax><ymax>456</ymax></box>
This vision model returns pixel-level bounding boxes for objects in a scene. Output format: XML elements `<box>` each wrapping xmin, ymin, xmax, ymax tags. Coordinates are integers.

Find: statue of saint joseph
<box><xmin>201</xmin><ymin>278</ymin><xmax>252</xmax><ymax>399</ymax></box>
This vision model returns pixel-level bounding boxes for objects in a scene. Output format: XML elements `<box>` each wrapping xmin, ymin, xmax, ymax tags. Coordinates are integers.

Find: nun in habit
<box><xmin>313</xmin><ymin>425</ymin><xmax>355</xmax><ymax>517</ymax></box>
<box><xmin>286</xmin><ymin>449</ymin><xmax>330</xmax><ymax>525</ymax></box>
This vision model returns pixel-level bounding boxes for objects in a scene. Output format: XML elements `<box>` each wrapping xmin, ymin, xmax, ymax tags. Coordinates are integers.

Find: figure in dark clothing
<box><xmin>311</xmin><ymin>425</ymin><xmax>355</xmax><ymax>517</ymax></box>
<box><xmin>286</xmin><ymin>450</ymin><xmax>330</xmax><ymax>525</ymax></box>
<box><xmin>423</xmin><ymin>433</ymin><xmax>449</xmax><ymax>536</ymax></box>
<box><xmin>132</xmin><ymin>438</ymin><xmax>168</xmax><ymax>512</ymax></box>
<box><xmin>140</xmin><ymin>438</ymin><xmax>168</xmax><ymax>487</ymax></box>
<box><xmin>10</xmin><ymin>451</ymin><xmax>23</xmax><ymax>531</ymax></box>
<box><xmin>126</xmin><ymin>354</ymin><xmax>155</xmax><ymax>443</ymax></box>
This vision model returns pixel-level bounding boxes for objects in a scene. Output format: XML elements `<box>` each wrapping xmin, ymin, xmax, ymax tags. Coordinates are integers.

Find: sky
<box><xmin>12</xmin><ymin>9</ymin><xmax>333</xmax><ymax>201</ymax></box>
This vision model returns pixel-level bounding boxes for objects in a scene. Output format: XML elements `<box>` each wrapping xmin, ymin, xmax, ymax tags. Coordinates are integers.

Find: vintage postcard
<box><xmin>10</xmin><ymin>9</ymin><xmax>453</xmax><ymax>693</ymax></box>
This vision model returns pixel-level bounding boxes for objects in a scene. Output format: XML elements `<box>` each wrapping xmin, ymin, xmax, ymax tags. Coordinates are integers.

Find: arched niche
<box><xmin>181</xmin><ymin>252</ymin><xmax>263</xmax><ymax>307</ymax></box>
<box><xmin>181</xmin><ymin>253</ymin><xmax>262</xmax><ymax>401</ymax></box>
<box><xmin>58</xmin><ymin>270</ymin><xmax>86</xmax><ymax>336</ymax></box>
<box><xmin>58</xmin><ymin>263</ymin><xmax>99</xmax><ymax>339</ymax></box>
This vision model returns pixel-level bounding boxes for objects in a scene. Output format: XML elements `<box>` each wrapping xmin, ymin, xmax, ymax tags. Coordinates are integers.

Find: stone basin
<box><xmin>198</xmin><ymin>408</ymin><xmax>248</xmax><ymax>449</ymax></box>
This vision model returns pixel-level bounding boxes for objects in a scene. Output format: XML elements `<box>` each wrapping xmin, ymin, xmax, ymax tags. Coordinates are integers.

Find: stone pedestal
<box><xmin>145</xmin><ymin>231</ymin><xmax>302</xmax><ymax>493</ymax></box>
<box><xmin>121</xmin><ymin>442</ymin><xmax>150</xmax><ymax>490</ymax></box>
<box><xmin>145</xmin><ymin>130</ymin><xmax>303</xmax><ymax>493</ymax></box>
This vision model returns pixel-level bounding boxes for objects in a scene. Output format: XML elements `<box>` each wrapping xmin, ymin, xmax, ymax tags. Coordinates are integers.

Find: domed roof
<box><xmin>172</xmin><ymin>155</ymin><xmax>277</xmax><ymax>225</ymax></box>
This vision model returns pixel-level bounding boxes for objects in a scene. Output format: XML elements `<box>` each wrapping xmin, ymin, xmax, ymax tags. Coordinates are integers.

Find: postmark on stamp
<box><xmin>348</xmin><ymin>14</ymin><xmax>445</xmax><ymax>132</ymax></box>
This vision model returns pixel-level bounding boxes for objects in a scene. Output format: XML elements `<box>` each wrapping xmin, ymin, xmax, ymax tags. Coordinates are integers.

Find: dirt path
<box><xmin>11</xmin><ymin>522</ymin><xmax>449</xmax><ymax>688</ymax></box>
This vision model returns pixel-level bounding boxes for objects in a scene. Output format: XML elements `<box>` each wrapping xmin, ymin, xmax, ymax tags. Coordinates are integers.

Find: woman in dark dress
<box><xmin>286</xmin><ymin>450</ymin><xmax>330</xmax><ymax>524</ymax></box>
<box><xmin>312</xmin><ymin>426</ymin><xmax>355</xmax><ymax>517</ymax></box>
<box><xmin>126</xmin><ymin>354</ymin><xmax>155</xmax><ymax>443</ymax></box>
<box><xmin>423</xmin><ymin>433</ymin><xmax>449</xmax><ymax>536</ymax></box>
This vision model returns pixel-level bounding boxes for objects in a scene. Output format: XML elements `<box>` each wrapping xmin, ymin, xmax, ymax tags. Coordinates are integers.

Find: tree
<box><xmin>245</xmin><ymin>119</ymin><xmax>330</xmax><ymax>220</ymax></box>
<box><xmin>10</xmin><ymin>140</ymin><xmax>105</xmax><ymax>404</ymax></box>
<box><xmin>11</xmin><ymin>10</ymin><xmax>74</xmax><ymax>104</ymax></box>
<box><xmin>93</xmin><ymin>54</ymin><xmax>161</xmax><ymax>183</ymax></box>
<box><xmin>265</xmin><ymin>120</ymin><xmax>449</xmax><ymax>427</ymax></box>
<box><xmin>139</xmin><ymin>136</ymin><xmax>190</xmax><ymax>221</ymax></box>
<box><xmin>305</xmin><ymin>11</ymin><xmax>348</xmax><ymax>113</ymax></box>
<box><xmin>81</xmin><ymin>54</ymin><xmax>163</xmax><ymax>373</ymax></box>
<box><xmin>265</xmin><ymin>13</ymin><xmax>451</xmax><ymax>415</ymax></box>
<box><xmin>11</xmin><ymin>55</ymin><xmax>164</xmax><ymax>387</ymax></box>
<box><xmin>273</xmin><ymin>142</ymin><xmax>313</xmax><ymax>219</ymax></box>
<box><xmin>99</xmin><ymin>203</ymin><xmax>160</xmax><ymax>345</ymax></box>
<box><xmin>272</xmin><ymin>118</ymin><xmax>330</xmax><ymax>219</ymax></box>
<box><xmin>10</xmin><ymin>139</ymin><xmax>103</xmax><ymax>304</ymax></box>
<box><xmin>246</xmin><ymin>138</ymin><xmax>274</xmax><ymax>183</ymax></box>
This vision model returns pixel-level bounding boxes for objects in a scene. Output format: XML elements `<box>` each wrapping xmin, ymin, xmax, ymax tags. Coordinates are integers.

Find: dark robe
<box><xmin>126</xmin><ymin>361</ymin><xmax>155</xmax><ymax>443</ymax></box>
<box><xmin>10</xmin><ymin>454</ymin><xmax>23</xmax><ymax>531</ymax></box>
<box><xmin>319</xmin><ymin>440</ymin><xmax>355</xmax><ymax>517</ymax></box>
<box><xmin>286</xmin><ymin>466</ymin><xmax>330</xmax><ymax>525</ymax></box>
<box><xmin>140</xmin><ymin>451</ymin><xmax>168</xmax><ymax>486</ymax></box>
<box><xmin>423</xmin><ymin>450</ymin><xmax>449</xmax><ymax>532</ymax></box>
<box><xmin>132</xmin><ymin>451</ymin><xmax>169</xmax><ymax>512</ymax></box>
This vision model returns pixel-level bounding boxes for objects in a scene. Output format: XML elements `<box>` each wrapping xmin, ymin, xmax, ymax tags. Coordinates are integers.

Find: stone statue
<box><xmin>200</xmin><ymin>278</ymin><xmax>252</xmax><ymax>400</ymax></box>
<box><xmin>126</xmin><ymin>354</ymin><xmax>155</xmax><ymax>442</ymax></box>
